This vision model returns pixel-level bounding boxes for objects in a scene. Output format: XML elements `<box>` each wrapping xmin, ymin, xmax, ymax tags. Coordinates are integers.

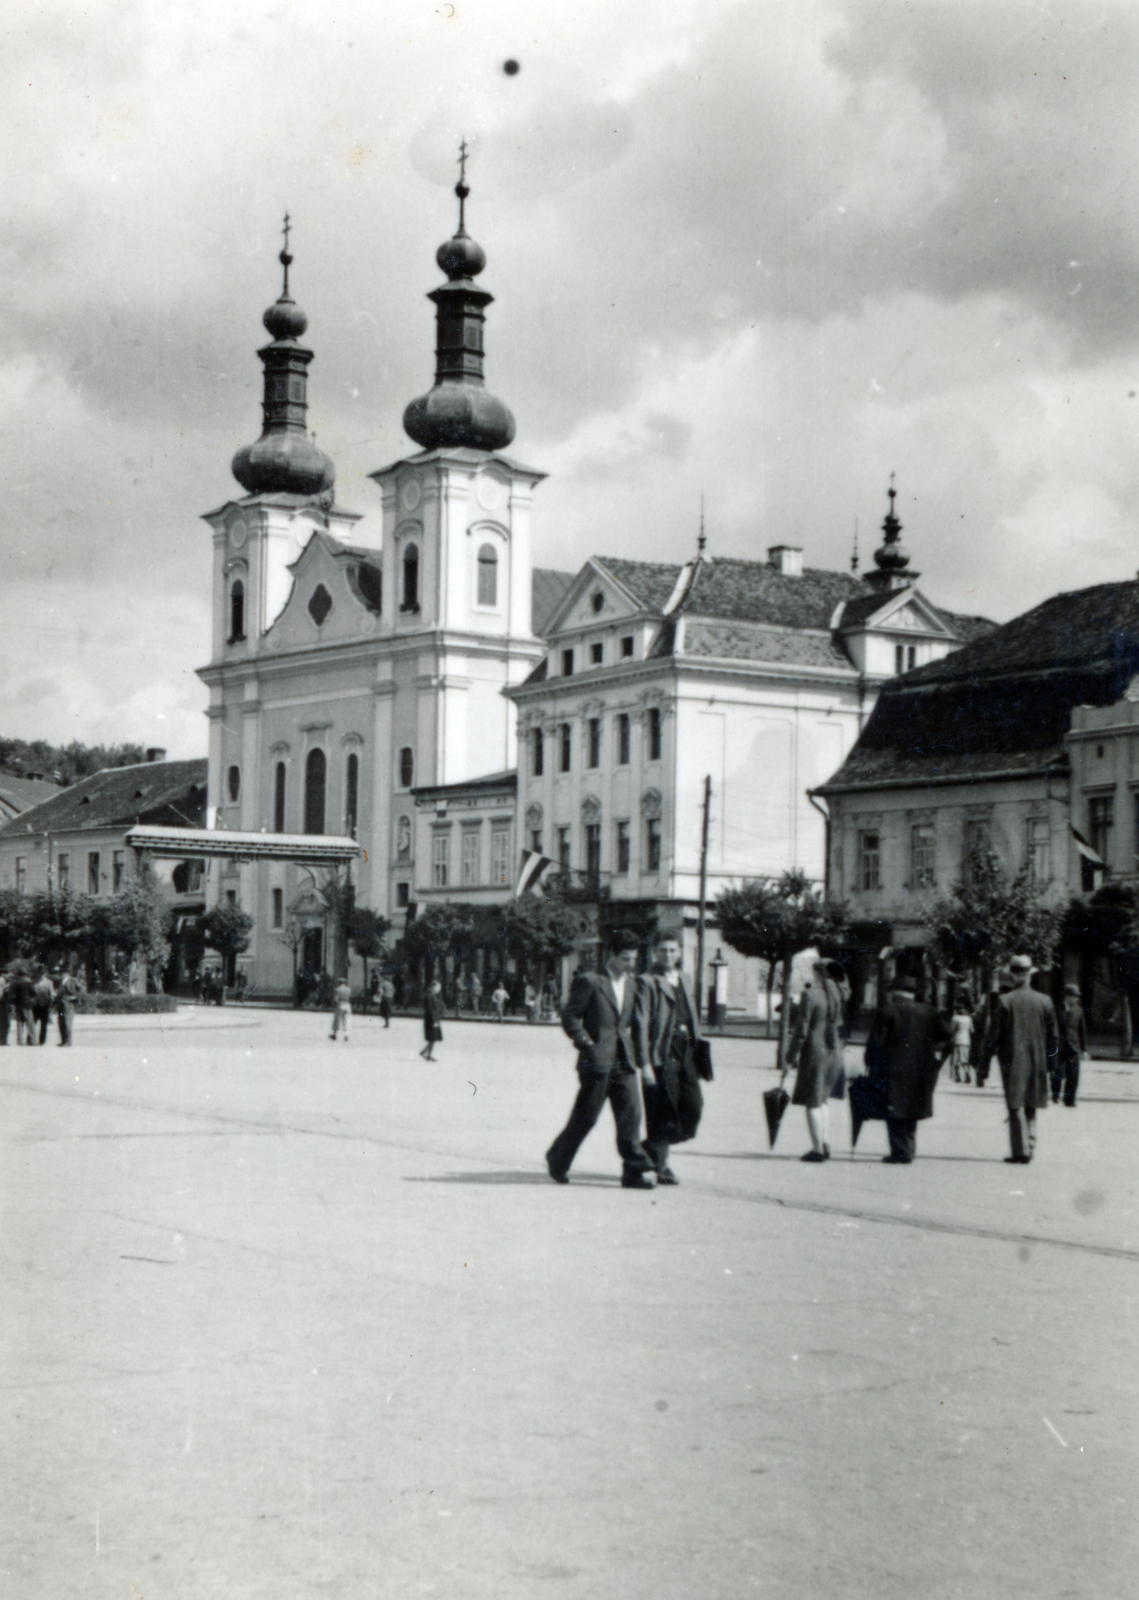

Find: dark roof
<box><xmin>836</xmin><ymin>590</ymin><xmax>997</xmax><ymax>640</ymax></box>
<box><xmin>820</xmin><ymin>579</ymin><xmax>1139</xmax><ymax>792</ymax></box>
<box><xmin>0</xmin><ymin>759</ymin><xmax>209</xmax><ymax>838</ymax></box>
<box><xmin>594</xmin><ymin>559</ymin><xmax>686</xmax><ymax>613</ymax></box>
<box><xmin>939</xmin><ymin>609</ymin><xmax>997</xmax><ymax>645</ymax></box>
<box><xmin>533</xmin><ymin>569</ymin><xmax>574</xmax><ymax>635</ymax></box>
<box><xmin>0</xmin><ymin>773</ymin><xmax>63</xmax><ymax>816</ymax></box>
<box><xmin>681</xmin><ymin>619</ymin><xmax>852</xmax><ymax>669</ymax></box>
<box><xmin>682</xmin><ymin>558</ymin><xmax>866</xmax><ymax>628</ymax></box>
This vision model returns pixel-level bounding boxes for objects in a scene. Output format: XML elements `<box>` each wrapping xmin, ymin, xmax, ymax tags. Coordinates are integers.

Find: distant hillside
<box><xmin>0</xmin><ymin>738</ymin><xmax>161</xmax><ymax>788</ymax></box>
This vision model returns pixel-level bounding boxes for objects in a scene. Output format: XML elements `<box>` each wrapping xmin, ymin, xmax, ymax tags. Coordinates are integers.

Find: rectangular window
<box><xmin>559</xmin><ymin>722</ymin><xmax>571</xmax><ymax>773</ymax></box>
<box><xmin>57</xmin><ymin>852</ymin><xmax>69</xmax><ymax>893</ymax></box>
<box><xmin>911</xmin><ymin>823</ymin><xmax>935</xmax><ymax>888</ymax></box>
<box><xmin>616</xmin><ymin>713</ymin><xmax>631</xmax><ymax>765</ymax></box>
<box><xmin>274</xmin><ymin>761</ymin><xmax>287</xmax><ymax>832</ymax></box>
<box><xmin>272</xmin><ymin>887</ymin><xmax>284</xmax><ymax>927</ymax></box>
<box><xmin>561</xmin><ymin>648</ymin><xmax>574</xmax><ymax>677</ymax></box>
<box><xmin>15</xmin><ymin>856</ymin><xmax>26</xmax><ymax>893</ymax></box>
<box><xmin>964</xmin><ymin>818</ymin><xmax>991</xmax><ymax>880</ymax></box>
<box><xmin>87</xmin><ymin>852</ymin><xmax>100</xmax><ymax>895</ymax></box>
<box><xmin>432</xmin><ymin>832</ymin><xmax>450</xmax><ymax>888</ymax></box>
<box><xmin>895</xmin><ymin>644</ymin><xmax>904</xmax><ymax>675</ymax></box>
<box><xmin>590</xmin><ymin>642</ymin><xmax>603</xmax><ymax>665</ymax></box>
<box><xmin>225</xmin><ymin>889</ymin><xmax>237</xmax><ymax>907</ymax></box>
<box><xmin>113</xmin><ymin>850</ymin><xmax>126</xmax><ymax>892</ymax></box>
<box><xmin>587</xmin><ymin>718</ymin><xmax>601</xmax><ymax>768</ymax></box>
<box><xmin>491</xmin><ymin>829</ymin><xmax>511</xmax><ymax>886</ymax></box>
<box><xmin>585</xmin><ymin>823</ymin><xmax>601</xmax><ymax>878</ymax></box>
<box><xmin>530</xmin><ymin>829</ymin><xmax>542</xmax><ymax>854</ymax></box>
<box><xmin>615</xmin><ymin>820</ymin><xmax>630</xmax><ymax>875</ymax></box>
<box><xmin>646</xmin><ymin>817</ymin><xmax>661</xmax><ymax>873</ymax></box>
<box><xmin>859</xmin><ymin>830</ymin><xmax>881</xmax><ymax>891</ymax></box>
<box><xmin>531</xmin><ymin>726</ymin><xmax>544</xmax><ymax>777</ymax></box>
<box><xmin>1026</xmin><ymin>817</ymin><xmax>1050</xmax><ymax>883</ymax></box>
<box><xmin>621</xmin><ymin>635</ymin><xmax>634</xmax><ymax>658</ymax></box>
<box><xmin>648</xmin><ymin>707</ymin><xmax>662</xmax><ymax>761</ymax></box>
<box><xmin>907</xmin><ymin>645</ymin><xmax>916</xmax><ymax>670</ymax></box>
<box><xmin>461</xmin><ymin>829</ymin><xmax>481</xmax><ymax>887</ymax></box>
<box><xmin>396</xmin><ymin>881</ymin><xmax>410</xmax><ymax>908</ymax></box>
<box><xmin>1089</xmin><ymin>795</ymin><xmax>1114</xmax><ymax>866</ymax></box>
<box><xmin>557</xmin><ymin>827</ymin><xmax>571</xmax><ymax>871</ymax></box>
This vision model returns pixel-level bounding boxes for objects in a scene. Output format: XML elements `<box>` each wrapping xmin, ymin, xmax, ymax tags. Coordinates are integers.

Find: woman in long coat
<box><xmin>787</xmin><ymin>959</ymin><xmax>845</xmax><ymax>1161</ymax></box>
<box><xmin>420</xmin><ymin>979</ymin><xmax>444</xmax><ymax>1061</ymax></box>
<box><xmin>633</xmin><ymin>932</ymin><xmax>704</xmax><ymax>1185</ymax></box>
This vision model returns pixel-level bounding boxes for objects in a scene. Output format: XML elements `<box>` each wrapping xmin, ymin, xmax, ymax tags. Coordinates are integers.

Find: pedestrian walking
<box><xmin>546</xmin><ymin>929</ymin><xmax>656</xmax><ymax>1188</ymax></box>
<box><xmin>330</xmin><ymin>975</ymin><xmax>352</xmax><ymax>1041</ymax></box>
<box><xmin>56</xmin><ymin>970</ymin><xmax>78</xmax><ymax>1046</ymax></box>
<box><xmin>524</xmin><ymin>981</ymin><xmax>537</xmax><ymax>1023</ymax></box>
<box><xmin>33</xmin><ymin>967</ymin><xmax>55</xmax><ymax>1045</ymax></box>
<box><xmin>787</xmin><ymin>958</ymin><xmax>846</xmax><ymax>1161</ymax></box>
<box><xmin>11</xmin><ymin>970</ymin><xmax>36</xmax><ymax>1045</ymax></box>
<box><xmin>951</xmin><ymin>1004</ymin><xmax>973</xmax><ymax>1083</ymax></box>
<box><xmin>492</xmin><ymin>981</ymin><xmax>509</xmax><ymax>1021</ymax></box>
<box><xmin>421</xmin><ymin>980</ymin><xmax>444</xmax><ymax>1060</ymax></box>
<box><xmin>996</xmin><ymin>954</ymin><xmax>1058</xmax><ymax>1163</ymax></box>
<box><xmin>0</xmin><ymin>972</ymin><xmax>11</xmax><ymax>1045</ymax></box>
<box><xmin>1054</xmin><ymin>983</ymin><xmax>1088</xmax><ymax>1106</ymax></box>
<box><xmin>864</xmin><ymin>974</ymin><xmax>953</xmax><ymax>1162</ymax></box>
<box><xmin>633</xmin><ymin>931</ymin><xmax>705</xmax><ymax>1185</ymax></box>
<box><xmin>379</xmin><ymin>976</ymin><xmax>395</xmax><ymax>1028</ymax></box>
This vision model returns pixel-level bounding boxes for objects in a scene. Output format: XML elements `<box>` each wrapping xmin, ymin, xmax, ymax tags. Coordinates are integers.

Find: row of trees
<box><xmin>0</xmin><ymin>739</ymin><xmax>153</xmax><ymax>787</ymax></box>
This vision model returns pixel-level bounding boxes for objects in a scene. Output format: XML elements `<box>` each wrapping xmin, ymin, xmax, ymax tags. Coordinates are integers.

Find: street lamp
<box><xmin>708</xmin><ymin>947</ymin><xmax>729</xmax><ymax>1029</ymax></box>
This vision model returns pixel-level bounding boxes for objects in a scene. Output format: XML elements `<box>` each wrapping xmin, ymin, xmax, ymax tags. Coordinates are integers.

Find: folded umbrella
<box><xmin>764</xmin><ymin>1070</ymin><xmax>791</xmax><ymax>1148</ymax></box>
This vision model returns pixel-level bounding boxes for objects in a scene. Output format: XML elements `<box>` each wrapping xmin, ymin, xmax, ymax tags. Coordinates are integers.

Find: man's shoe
<box><xmin>882</xmin><ymin>1155</ymin><xmax>913</xmax><ymax>1164</ymax></box>
<box><xmin>1004</xmin><ymin>1155</ymin><xmax>1029</xmax><ymax>1164</ymax></box>
<box><xmin>801</xmin><ymin>1150</ymin><xmax>827</xmax><ymax>1163</ymax></box>
<box><xmin>621</xmin><ymin>1171</ymin><xmax>656</xmax><ymax>1189</ymax></box>
<box><xmin>545</xmin><ymin>1151</ymin><xmax>569</xmax><ymax>1185</ymax></box>
<box><xmin>656</xmin><ymin>1167</ymin><xmax>679</xmax><ymax>1186</ymax></box>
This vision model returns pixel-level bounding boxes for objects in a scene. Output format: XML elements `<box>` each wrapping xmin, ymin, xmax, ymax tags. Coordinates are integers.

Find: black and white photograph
<box><xmin>1</xmin><ymin>1</ymin><xmax>1137</xmax><ymax>1595</ymax></box>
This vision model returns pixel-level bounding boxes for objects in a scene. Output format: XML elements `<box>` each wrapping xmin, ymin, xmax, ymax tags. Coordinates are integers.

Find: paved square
<box><xmin>2</xmin><ymin>1011</ymin><xmax>1136</xmax><ymax>1598</ymax></box>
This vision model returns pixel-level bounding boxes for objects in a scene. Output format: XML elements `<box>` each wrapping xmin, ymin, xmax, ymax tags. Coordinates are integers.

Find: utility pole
<box><xmin>695</xmin><ymin>774</ymin><xmax>711</xmax><ymax>1023</ymax></box>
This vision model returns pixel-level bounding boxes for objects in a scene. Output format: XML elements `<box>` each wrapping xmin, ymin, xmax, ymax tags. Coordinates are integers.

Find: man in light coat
<box><xmin>996</xmin><ymin>954</ymin><xmax>1058</xmax><ymax>1164</ymax></box>
<box><xmin>547</xmin><ymin>929</ymin><xmax>655</xmax><ymax>1188</ymax></box>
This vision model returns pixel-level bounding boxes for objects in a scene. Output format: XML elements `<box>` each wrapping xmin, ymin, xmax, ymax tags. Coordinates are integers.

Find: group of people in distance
<box><xmin>0</xmin><ymin>966</ymin><xmax>79</xmax><ymax>1047</ymax></box>
<box><xmin>546</xmin><ymin>928</ymin><xmax>708</xmax><ymax>1189</ymax></box>
<box><xmin>544</xmin><ymin>929</ymin><xmax>1089</xmax><ymax>1183</ymax></box>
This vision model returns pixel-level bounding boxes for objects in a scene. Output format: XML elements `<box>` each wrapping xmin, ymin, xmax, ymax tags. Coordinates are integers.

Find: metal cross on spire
<box><xmin>697</xmin><ymin>494</ymin><xmax>707</xmax><ymax>557</ymax></box>
<box><xmin>455</xmin><ymin>138</ymin><xmax>470</xmax><ymax>232</ymax></box>
<box><xmin>279</xmin><ymin>211</ymin><xmax>293</xmax><ymax>296</ymax></box>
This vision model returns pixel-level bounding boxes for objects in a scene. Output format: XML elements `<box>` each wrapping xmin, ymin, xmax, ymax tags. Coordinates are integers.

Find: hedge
<box><xmin>72</xmin><ymin>994</ymin><xmax>180</xmax><ymax>1015</ymax></box>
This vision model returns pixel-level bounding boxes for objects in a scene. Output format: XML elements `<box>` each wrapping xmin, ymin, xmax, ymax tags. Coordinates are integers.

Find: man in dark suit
<box><xmin>864</xmin><ymin>974</ymin><xmax>952</xmax><ymax>1163</ymax></box>
<box><xmin>547</xmin><ymin>929</ymin><xmax>655</xmax><ymax>1188</ymax></box>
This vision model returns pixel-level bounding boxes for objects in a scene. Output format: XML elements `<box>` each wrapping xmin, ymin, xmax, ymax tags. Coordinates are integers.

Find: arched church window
<box><xmin>304</xmin><ymin>748</ymin><xmax>326</xmax><ymax>835</ymax></box>
<box><xmin>227</xmin><ymin>765</ymin><xmax>241</xmax><ymax>803</ymax></box>
<box><xmin>229</xmin><ymin>580</ymin><xmax>245</xmax><ymax>642</ymax></box>
<box><xmin>345</xmin><ymin>752</ymin><xmax>359</xmax><ymax>838</ymax></box>
<box><xmin>401</xmin><ymin>544</ymin><xmax>419</xmax><ymax>612</ymax></box>
<box><xmin>477</xmin><ymin>543</ymin><xmax>498</xmax><ymax>606</ymax></box>
<box><xmin>399</xmin><ymin>747</ymin><xmax>414</xmax><ymax>788</ymax></box>
<box><xmin>274</xmin><ymin>761</ymin><xmax>287</xmax><ymax>832</ymax></box>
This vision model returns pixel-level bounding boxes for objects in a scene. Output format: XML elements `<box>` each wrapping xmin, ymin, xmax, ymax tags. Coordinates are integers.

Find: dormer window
<box><xmin>591</xmin><ymin>591</ymin><xmax>605</xmax><ymax>614</ymax></box>
<box><xmin>590</xmin><ymin>643</ymin><xmax>603</xmax><ymax>665</ymax></box>
<box><xmin>401</xmin><ymin>544</ymin><xmax>420</xmax><ymax>612</ymax></box>
<box><xmin>477</xmin><ymin>543</ymin><xmax>498</xmax><ymax>606</ymax></box>
<box><xmin>621</xmin><ymin>636</ymin><xmax>634</xmax><ymax>658</ymax></box>
<box><xmin>229</xmin><ymin>580</ymin><xmax>245</xmax><ymax>642</ymax></box>
<box><xmin>562</xmin><ymin>648</ymin><xmax>574</xmax><ymax>676</ymax></box>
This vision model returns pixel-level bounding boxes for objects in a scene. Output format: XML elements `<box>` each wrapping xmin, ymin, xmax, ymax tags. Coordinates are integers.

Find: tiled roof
<box><xmin>682</xmin><ymin>558</ymin><xmax>867</xmax><ymax>628</ymax></box>
<box><xmin>533</xmin><ymin>568</ymin><xmax>574</xmax><ymax>635</ymax></box>
<box><xmin>594</xmin><ymin>559</ymin><xmax>686</xmax><ymax>613</ymax></box>
<box><xmin>939</xmin><ymin>610</ymin><xmax>997</xmax><ymax>645</ymax></box>
<box><xmin>0</xmin><ymin>773</ymin><xmax>63</xmax><ymax>820</ymax></box>
<box><xmin>820</xmin><ymin>579</ymin><xmax>1139</xmax><ymax>792</ymax></box>
<box><xmin>0</xmin><ymin>759</ymin><xmax>208</xmax><ymax>838</ymax></box>
<box><xmin>681</xmin><ymin>619</ymin><xmax>853</xmax><ymax>669</ymax></box>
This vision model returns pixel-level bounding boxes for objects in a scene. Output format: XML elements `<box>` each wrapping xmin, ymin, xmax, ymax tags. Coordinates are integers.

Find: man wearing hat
<box><xmin>996</xmin><ymin>955</ymin><xmax>1058</xmax><ymax>1162</ymax></box>
<box><xmin>1054</xmin><ymin>983</ymin><xmax>1088</xmax><ymax>1107</ymax></box>
<box><xmin>864</xmin><ymin>974</ymin><xmax>952</xmax><ymax>1163</ymax></box>
<box><xmin>547</xmin><ymin>928</ymin><xmax>656</xmax><ymax>1188</ymax></box>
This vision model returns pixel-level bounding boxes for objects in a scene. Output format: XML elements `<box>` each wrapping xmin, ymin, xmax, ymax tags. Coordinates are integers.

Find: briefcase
<box><xmin>694</xmin><ymin>1038</ymin><xmax>714</xmax><ymax>1082</ymax></box>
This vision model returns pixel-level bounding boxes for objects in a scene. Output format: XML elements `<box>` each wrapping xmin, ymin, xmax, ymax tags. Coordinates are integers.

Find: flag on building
<box><xmin>515</xmin><ymin>849</ymin><xmax>555</xmax><ymax>898</ymax></box>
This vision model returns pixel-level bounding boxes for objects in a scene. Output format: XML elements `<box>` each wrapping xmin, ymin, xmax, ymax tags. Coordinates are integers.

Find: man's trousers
<box><xmin>547</xmin><ymin>1064</ymin><xmax>650</xmax><ymax>1178</ymax></box>
<box><xmin>1008</xmin><ymin>1105</ymin><xmax>1037</xmax><ymax>1161</ymax></box>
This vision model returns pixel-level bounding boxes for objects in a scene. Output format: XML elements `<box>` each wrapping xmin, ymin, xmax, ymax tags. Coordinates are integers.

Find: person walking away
<box><xmin>951</xmin><ymin>1003</ymin><xmax>973</xmax><ymax>1083</ymax></box>
<box><xmin>996</xmin><ymin>954</ymin><xmax>1058</xmax><ymax>1163</ymax></box>
<box><xmin>0</xmin><ymin>972</ymin><xmax>10</xmax><ymax>1045</ymax></box>
<box><xmin>1055</xmin><ymin>983</ymin><xmax>1088</xmax><ymax>1106</ymax></box>
<box><xmin>633</xmin><ymin>931</ymin><xmax>705</xmax><ymax>1185</ymax></box>
<box><xmin>788</xmin><ymin>958</ymin><xmax>846</xmax><ymax>1161</ymax></box>
<box><xmin>546</xmin><ymin>929</ymin><xmax>655</xmax><ymax>1188</ymax></box>
<box><xmin>330</xmin><ymin>975</ymin><xmax>352</xmax><ymax>1041</ymax></box>
<box><xmin>492</xmin><ymin>981</ymin><xmax>509</xmax><ymax>1021</ymax></box>
<box><xmin>864</xmin><ymin>974</ymin><xmax>952</xmax><ymax>1162</ymax></box>
<box><xmin>379</xmin><ymin>976</ymin><xmax>395</xmax><ymax>1028</ymax></box>
<box><xmin>12</xmin><ymin>970</ymin><xmax>36</xmax><ymax>1045</ymax></box>
<box><xmin>56</xmin><ymin>970</ymin><xmax>78</xmax><ymax>1046</ymax></box>
<box><xmin>421</xmin><ymin>980</ymin><xmax>444</xmax><ymax>1060</ymax></box>
<box><xmin>33</xmin><ymin>967</ymin><xmax>54</xmax><ymax>1045</ymax></box>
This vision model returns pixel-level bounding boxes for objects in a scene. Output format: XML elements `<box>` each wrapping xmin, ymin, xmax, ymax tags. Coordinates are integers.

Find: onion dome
<box><xmin>231</xmin><ymin>214</ymin><xmax>335</xmax><ymax>502</ymax></box>
<box><xmin>864</xmin><ymin>475</ymin><xmax>920</xmax><ymax>593</ymax></box>
<box><xmin>403</xmin><ymin>148</ymin><xmax>516</xmax><ymax>453</ymax></box>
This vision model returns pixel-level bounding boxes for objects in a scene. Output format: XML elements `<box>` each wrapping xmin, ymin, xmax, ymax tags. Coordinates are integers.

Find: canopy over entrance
<box><xmin>125</xmin><ymin>825</ymin><xmax>360</xmax><ymax>865</ymax></box>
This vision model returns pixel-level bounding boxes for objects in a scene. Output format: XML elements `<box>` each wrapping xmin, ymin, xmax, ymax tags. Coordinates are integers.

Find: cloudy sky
<box><xmin>3</xmin><ymin>0</ymin><xmax>1138</xmax><ymax>757</ymax></box>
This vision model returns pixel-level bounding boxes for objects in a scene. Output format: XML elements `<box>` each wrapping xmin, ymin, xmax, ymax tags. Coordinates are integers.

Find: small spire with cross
<box><xmin>279</xmin><ymin>211</ymin><xmax>293</xmax><ymax>297</ymax></box>
<box><xmin>697</xmin><ymin>494</ymin><xmax>707</xmax><ymax>557</ymax></box>
<box><xmin>851</xmin><ymin>516</ymin><xmax>859</xmax><ymax>573</ymax></box>
<box><xmin>455</xmin><ymin>138</ymin><xmax>470</xmax><ymax>233</ymax></box>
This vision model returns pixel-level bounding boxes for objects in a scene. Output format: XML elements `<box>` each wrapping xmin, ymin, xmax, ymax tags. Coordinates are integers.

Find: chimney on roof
<box><xmin>767</xmin><ymin>545</ymin><xmax>803</xmax><ymax>577</ymax></box>
<box><xmin>145</xmin><ymin>748</ymin><xmax>167</xmax><ymax>764</ymax></box>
